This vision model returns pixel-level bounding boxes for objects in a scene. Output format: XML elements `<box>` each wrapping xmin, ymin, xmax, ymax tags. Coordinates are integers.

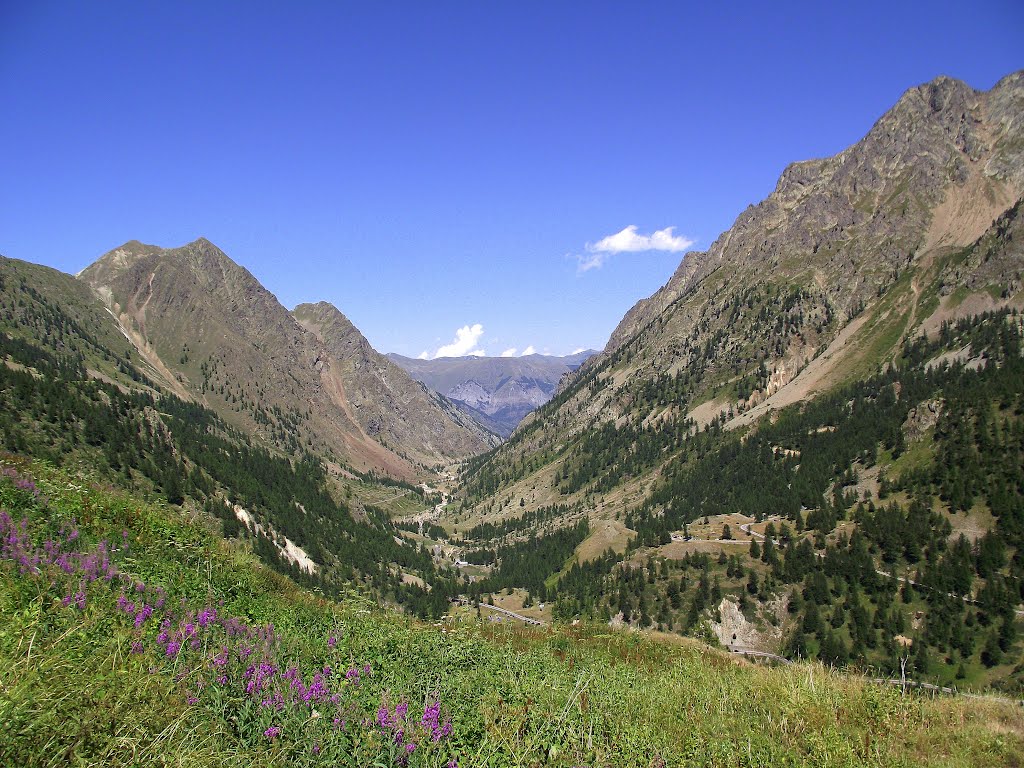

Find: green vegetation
<box><xmin>538</xmin><ymin>310</ymin><xmax>1024</xmax><ymax>690</ymax></box>
<box><xmin>460</xmin><ymin>281</ymin><xmax>839</xmax><ymax>505</ymax></box>
<box><xmin>2</xmin><ymin>458</ymin><xmax>1022</xmax><ymax>767</ymax></box>
<box><xmin>0</xmin><ymin>255</ymin><xmax>455</xmax><ymax>620</ymax></box>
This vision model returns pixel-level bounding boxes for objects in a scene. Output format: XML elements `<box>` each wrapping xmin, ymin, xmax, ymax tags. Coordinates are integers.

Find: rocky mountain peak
<box><xmin>75</xmin><ymin>240</ymin><xmax>495</xmax><ymax>476</ymax></box>
<box><xmin>602</xmin><ymin>72</ymin><xmax>1023</xmax><ymax>359</ymax></box>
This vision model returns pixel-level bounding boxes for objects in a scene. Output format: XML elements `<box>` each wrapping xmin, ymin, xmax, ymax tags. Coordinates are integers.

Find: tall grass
<box><xmin>1</xmin><ymin>457</ymin><xmax>1021</xmax><ymax>767</ymax></box>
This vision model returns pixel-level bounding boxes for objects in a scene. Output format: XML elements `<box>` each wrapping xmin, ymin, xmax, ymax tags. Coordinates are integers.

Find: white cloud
<box><xmin>576</xmin><ymin>252</ymin><xmax>607</xmax><ymax>273</ymax></box>
<box><xmin>575</xmin><ymin>225</ymin><xmax>694</xmax><ymax>273</ymax></box>
<box><xmin>430</xmin><ymin>323</ymin><xmax>486</xmax><ymax>358</ymax></box>
<box><xmin>417</xmin><ymin>350</ymin><xmax>430</xmax><ymax>360</ymax></box>
<box><xmin>571</xmin><ymin>347</ymin><xmax>586</xmax><ymax>355</ymax></box>
<box><xmin>500</xmin><ymin>347</ymin><xmax>517</xmax><ymax>357</ymax></box>
<box><xmin>520</xmin><ymin>345</ymin><xmax>536</xmax><ymax>356</ymax></box>
<box><xmin>590</xmin><ymin>225</ymin><xmax>693</xmax><ymax>254</ymax></box>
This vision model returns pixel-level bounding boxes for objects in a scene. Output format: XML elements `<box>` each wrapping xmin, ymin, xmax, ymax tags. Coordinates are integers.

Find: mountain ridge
<box><xmin>293</xmin><ymin>300</ymin><xmax>500</xmax><ymax>457</ymax></box>
<box><xmin>78</xmin><ymin>238</ymin><xmax>494</xmax><ymax>476</ymax></box>
<box><xmin>522</xmin><ymin>72</ymin><xmax>1024</xmax><ymax>462</ymax></box>
<box><xmin>602</xmin><ymin>71</ymin><xmax>1024</xmax><ymax>364</ymax></box>
<box><xmin>457</xmin><ymin>71</ymin><xmax>1024</xmax><ymax>536</ymax></box>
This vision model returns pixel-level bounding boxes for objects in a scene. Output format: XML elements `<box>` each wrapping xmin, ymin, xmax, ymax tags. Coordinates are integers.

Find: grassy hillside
<box><xmin>2</xmin><ymin>456</ymin><xmax>1022</xmax><ymax>767</ymax></box>
<box><xmin>0</xmin><ymin>254</ymin><xmax>464</xmax><ymax>618</ymax></box>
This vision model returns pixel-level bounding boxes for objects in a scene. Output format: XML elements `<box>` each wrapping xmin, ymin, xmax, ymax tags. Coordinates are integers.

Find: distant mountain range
<box><xmin>387</xmin><ymin>350</ymin><xmax>595</xmax><ymax>437</ymax></box>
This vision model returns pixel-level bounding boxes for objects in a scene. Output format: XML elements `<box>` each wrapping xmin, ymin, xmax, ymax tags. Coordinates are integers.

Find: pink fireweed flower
<box><xmin>421</xmin><ymin>700</ymin><xmax>440</xmax><ymax>731</ymax></box>
<box><xmin>134</xmin><ymin>604</ymin><xmax>153</xmax><ymax>627</ymax></box>
<box><xmin>434</xmin><ymin>719</ymin><xmax>452</xmax><ymax>742</ymax></box>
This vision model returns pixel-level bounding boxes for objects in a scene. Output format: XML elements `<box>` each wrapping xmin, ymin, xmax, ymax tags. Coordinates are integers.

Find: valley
<box><xmin>2</xmin><ymin>69</ymin><xmax>1024</xmax><ymax>766</ymax></box>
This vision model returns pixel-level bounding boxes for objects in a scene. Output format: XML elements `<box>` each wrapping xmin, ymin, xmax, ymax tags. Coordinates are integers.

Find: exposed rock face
<box><xmin>466</xmin><ymin>71</ymin><xmax>1024</xmax><ymax>509</ymax></box>
<box><xmin>79</xmin><ymin>238</ymin><xmax>493</xmax><ymax>476</ymax></box>
<box><xmin>388</xmin><ymin>351</ymin><xmax>595</xmax><ymax>437</ymax></box>
<box><xmin>586</xmin><ymin>73</ymin><xmax>1023</xmax><ymax>423</ymax></box>
<box><xmin>711</xmin><ymin>597</ymin><xmax>787</xmax><ymax>652</ymax></box>
<box><xmin>292</xmin><ymin>301</ymin><xmax>499</xmax><ymax>461</ymax></box>
<box><xmin>605</xmin><ymin>72</ymin><xmax>1024</xmax><ymax>360</ymax></box>
<box><xmin>903</xmin><ymin>399</ymin><xmax>944</xmax><ymax>443</ymax></box>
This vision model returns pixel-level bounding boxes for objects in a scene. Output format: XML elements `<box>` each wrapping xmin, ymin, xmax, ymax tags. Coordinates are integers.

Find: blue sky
<box><xmin>1</xmin><ymin>2</ymin><xmax>1021</xmax><ymax>358</ymax></box>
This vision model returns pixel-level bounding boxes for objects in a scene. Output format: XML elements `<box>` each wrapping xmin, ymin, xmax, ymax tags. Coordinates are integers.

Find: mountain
<box><xmin>0</xmin><ymin>249</ymin><xmax>485</xmax><ymax>618</ymax></box>
<box><xmin>465</xmin><ymin>71</ymin><xmax>1024</xmax><ymax>504</ymax></box>
<box><xmin>448</xmin><ymin>72</ymin><xmax>1024</xmax><ymax>685</ymax></box>
<box><xmin>388</xmin><ymin>350</ymin><xmax>595</xmax><ymax>437</ymax></box>
<box><xmin>602</xmin><ymin>72</ymin><xmax>1023</xmax><ymax>371</ymax></box>
<box><xmin>292</xmin><ymin>301</ymin><xmax>499</xmax><ymax>456</ymax></box>
<box><xmin>2</xmin><ymin>71</ymin><xmax>1023</xmax><ymax>695</ymax></box>
<box><xmin>78</xmin><ymin>238</ymin><xmax>493</xmax><ymax>475</ymax></box>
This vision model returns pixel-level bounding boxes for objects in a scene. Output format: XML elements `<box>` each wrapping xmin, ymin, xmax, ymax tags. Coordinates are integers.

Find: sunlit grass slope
<box><xmin>1</xmin><ymin>455</ymin><xmax>1021</xmax><ymax>767</ymax></box>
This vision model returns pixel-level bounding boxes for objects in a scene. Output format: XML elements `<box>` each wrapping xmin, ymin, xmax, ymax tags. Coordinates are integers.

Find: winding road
<box><xmin>478</xmin><ymin>602</ymin><xmax>545</xmax><ymax>626</ymax></box>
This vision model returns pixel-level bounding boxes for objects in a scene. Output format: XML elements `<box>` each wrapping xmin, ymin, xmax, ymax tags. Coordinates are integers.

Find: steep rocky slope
<box><xmin>78</xmin><ymin>238</ymin><xmax>492</xmax><ymax>476</ymax></box>
<box><xmin>388</xmin><ymin>350</ymin><xmax>594</xmax><ymax>437</ymax></box>
<box><xmin>460</xmin><ymin>71</ymin><xmax>1024</xmax><ymax>515</ymax></box>
<box><xmin>293</xmin><ymin>301</ymin><xmax>499</xmax><ymax>458</ymax></box>
<box><xmin>605</xmin><ymin>72</ymin><xmax>1024</xmax><ymax>360</ymax></box>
